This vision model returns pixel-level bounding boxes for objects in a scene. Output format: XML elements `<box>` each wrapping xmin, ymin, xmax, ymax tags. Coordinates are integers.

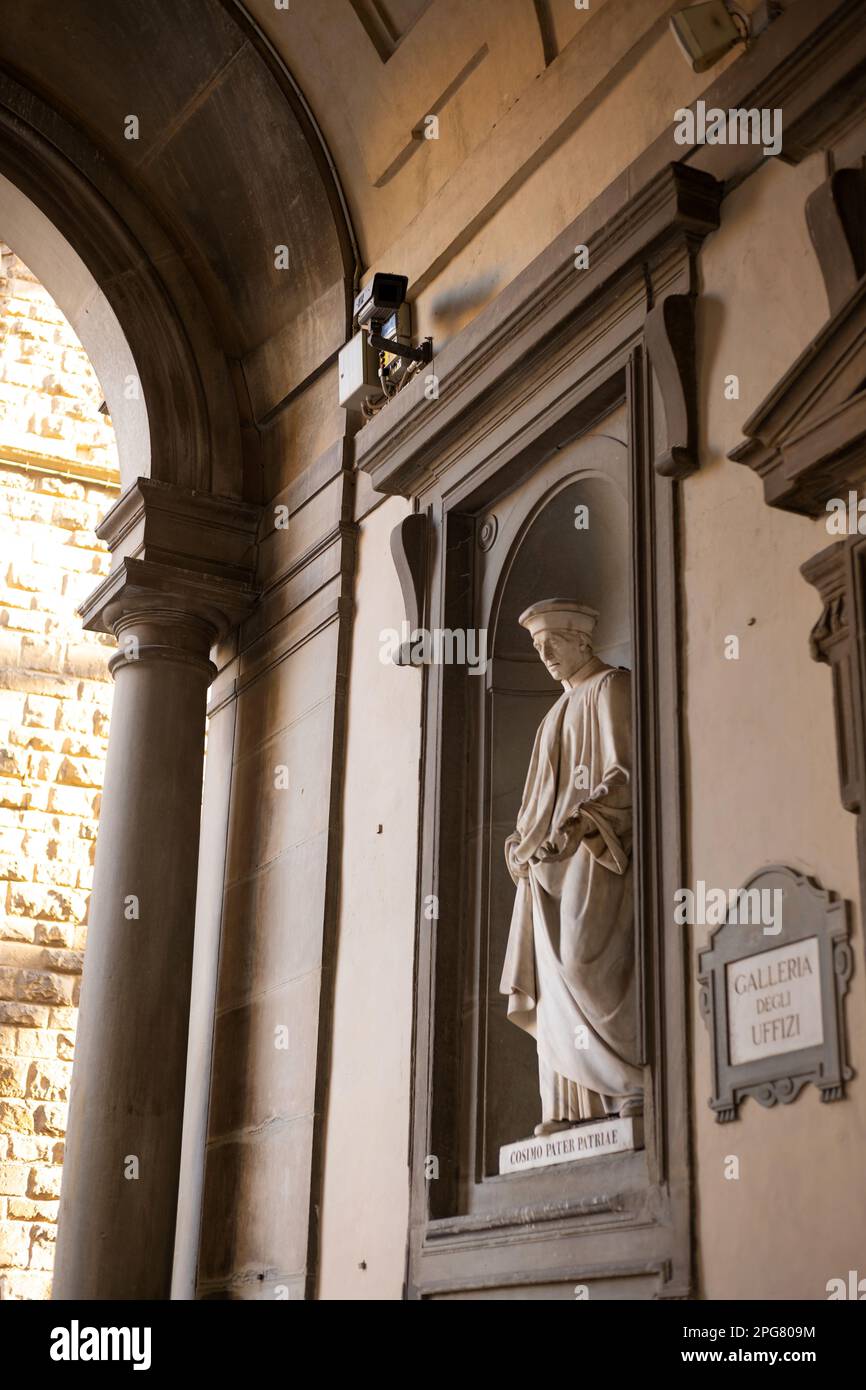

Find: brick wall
<box><xmin>0</xmin><ymin>245</ymin><xmax>119</xmax><ymax>1298</ymax></box>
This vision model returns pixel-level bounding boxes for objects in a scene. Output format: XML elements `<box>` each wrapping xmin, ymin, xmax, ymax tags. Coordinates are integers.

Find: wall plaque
<box><xmin>698</xmin><ymin>865</ymin><xmax>853</xmax><ymax>1122</ymax></box>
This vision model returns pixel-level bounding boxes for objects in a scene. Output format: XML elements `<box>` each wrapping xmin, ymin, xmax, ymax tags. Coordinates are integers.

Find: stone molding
<box><xmin>78</xmin><ymin>478</ymin><xmax>260</xmax><ymax>646</ymax></box>
<box><xmin>355</xmin><ymin>163</ymin><xmax>721</xmax><ymax>497</ymax></box>
<box><xmin>729</xmin><ymin>275</ymin><xmax>866</xmax><ymax>516</ymax></box>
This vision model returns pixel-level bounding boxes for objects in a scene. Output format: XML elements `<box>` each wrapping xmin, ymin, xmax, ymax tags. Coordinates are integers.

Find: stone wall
<box><xmin>0</xmin><ymin>245</ymin><xmax>118</xmax><ymax>1299</ymax></box>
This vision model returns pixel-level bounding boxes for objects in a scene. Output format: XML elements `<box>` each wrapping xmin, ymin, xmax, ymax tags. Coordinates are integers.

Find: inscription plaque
<box><xmin>499</xmin><ymin>1116</ymin><xmax>642</xmax><ymax>1175</ymax></box>
<box><xmin>726</xmin><ymin>937</ymin><xmax>823</xmax><ymax>1065</ymax></box>
<box><xmin>698</xmin><ymin>866</ymin><xmax>853</xmax><ymax>1121</ymax></box>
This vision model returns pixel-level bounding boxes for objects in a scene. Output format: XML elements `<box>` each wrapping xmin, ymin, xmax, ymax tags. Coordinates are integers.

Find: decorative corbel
<box><xmin>389</xmin><ymin>511</ymin><xmax>428</xmax><ymax>666</ymax></box>
<box><xmin>644</xmin><ymin>292</ymin><xmax>698</xmax><ymax>480</ymax></box>
<box><xmin>805</xmin><ymin>166</ymin><xmax>866</xmax><ymax>316</ymax></box>
<box><xmin>801</xmin><ymin>539</ymin><xmax>863</xmax><ymax>816</ymax></box>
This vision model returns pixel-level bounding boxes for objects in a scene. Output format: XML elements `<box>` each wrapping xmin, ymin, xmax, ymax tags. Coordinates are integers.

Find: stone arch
<box><xmin>0</xmin><ymin>173</ymin><xmax>148</xmax><ymax>492</ymax></box>
<box><xmin>0</xmin><ymin>77</ymin><xmax>236</xmax><ymax>497</ymax></box>
<box><xmin>0</xmin><ymin>0</ymin><xmax>357</xmax><ymax>503</ymax></box>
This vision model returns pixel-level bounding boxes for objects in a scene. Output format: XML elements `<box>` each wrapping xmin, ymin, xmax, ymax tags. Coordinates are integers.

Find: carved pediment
<box><xmin>729</xmin><ymin>265</ymin><xmax>866</xmax><ymax>517</ymax></box>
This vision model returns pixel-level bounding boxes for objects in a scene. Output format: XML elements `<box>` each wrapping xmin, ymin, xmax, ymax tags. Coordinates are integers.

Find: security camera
<box><xmin>353</xmin><ymin>270</ymin><xmax>431</xmax><ymax>368</ymax></box>
<box><xmin>670</xmin><ymin>2</ymin><xmax>748</xmax><ymax>73</ymax></box>
<box><xmin>340</xmin><ymin>271</ymin><xmax>432</xmax><ymax>414</ymax></box>
<box><xmin>353</xmin><ymin>273</ymin><xmax>408</xmax><ymax>331</ymax></box>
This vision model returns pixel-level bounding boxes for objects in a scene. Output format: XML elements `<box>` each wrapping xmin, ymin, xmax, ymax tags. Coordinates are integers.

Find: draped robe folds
<box><xmin>500</xmin><ymin>657</ymin><xmax>642</xmax><ymax>1121</ymax></box>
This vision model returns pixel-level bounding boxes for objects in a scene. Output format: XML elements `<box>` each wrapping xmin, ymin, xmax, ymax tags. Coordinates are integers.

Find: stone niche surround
<box><xmin>356</xmin><ymin>158</ymin><xmax>722</xmax><ymax>1301</ymax></box>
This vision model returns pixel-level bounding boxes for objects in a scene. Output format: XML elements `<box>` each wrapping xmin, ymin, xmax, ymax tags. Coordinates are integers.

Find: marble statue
<box><xmin>500</xmin><ymin>598</ymin><xmax>644</xmax><ymax>1136</ymax></box>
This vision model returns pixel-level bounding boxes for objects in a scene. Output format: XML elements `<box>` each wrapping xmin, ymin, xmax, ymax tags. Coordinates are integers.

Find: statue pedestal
<box><xmin>499</xmin><ymin>1115</ymin><xmax>643</xmax><ymax>1175</ymax></box>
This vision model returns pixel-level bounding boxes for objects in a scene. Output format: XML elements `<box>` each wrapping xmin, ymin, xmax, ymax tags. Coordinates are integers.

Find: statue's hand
<box><xmin>534</xmin><ymin>815</ymin><xmax>585</xmax><ymax>863</ymax></box>
<box><xmin>504</xmin><ymin>832</ymin><xmax>530</xmax><ymax>883</ymax></box>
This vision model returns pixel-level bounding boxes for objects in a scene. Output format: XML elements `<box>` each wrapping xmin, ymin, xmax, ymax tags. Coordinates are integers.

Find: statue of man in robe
<box><xmin>500</xmin><ymin>598</ymin><xmax>644</xmax><ymax>1137</ymax></box>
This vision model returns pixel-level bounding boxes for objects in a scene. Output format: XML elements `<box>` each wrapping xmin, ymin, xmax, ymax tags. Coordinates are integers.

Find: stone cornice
<box><xmin>768</xmin><ymin>0</ymin><xmax>866</xmax><ymax>166</ymax></box>
<box><xmin>729</xmin><ymin>277</ymin><xmax>866</xmax><ymax>515</ymax></box>
<box><xmin>79</xmin><ymin>556</ymin><xmax>257</xmax><ymax>638</ymax></box>
<box><xmin>0</xmin><ymin>446</ymin><xmax>120</xmax><ymax>490</ymax></box>
<box><xmin>97</xmin><ymin>477</ymin><xmax>260</xmax><ymax>576</ymax></box>
<box><xmin>354</xmin><ymin>163</ymin><xmax>721</xmax><ymax>497</ymax></box>
<box><xmin>79</xmin><ymin>478</ymin><xmax>260</xmax><ymax>635</ymax></box>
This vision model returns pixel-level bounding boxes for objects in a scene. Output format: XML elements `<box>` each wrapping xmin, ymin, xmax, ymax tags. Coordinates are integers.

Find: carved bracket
<box><xmin>802</xmin><ymin>540</ymin><xmax>863</xmax><ymax>816</ymax></box>
<box><xmin>389</xmin><ymin>511</ymin><xmax>428</xmax><ymax>666</ymax></box>
<box><xmin>645</xmin><ymin>292</ymin><xmax>698</xmax><ymax>480</ymax></box>
<box><xmin>806</xmin><ymin>166</ymin><xmax>866</xmax><ymax>317</ymax></box>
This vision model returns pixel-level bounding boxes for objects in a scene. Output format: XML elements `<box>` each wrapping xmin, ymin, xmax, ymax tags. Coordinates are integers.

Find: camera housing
<box><xmin>353</xmin><ymin>272</ymin><xmax>408</xmax><ymax>331</ymax></box>
<box><xmin>340</xmin><ymin>271</ymin><xmax>431</xmax><ymax>412</ymax></box>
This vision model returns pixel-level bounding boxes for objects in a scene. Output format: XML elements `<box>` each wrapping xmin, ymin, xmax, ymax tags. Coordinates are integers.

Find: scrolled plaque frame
<box><xmin>697</xmin><ymin>864</ymin><xmax>853</xmax><ymax>1123</ymax></box>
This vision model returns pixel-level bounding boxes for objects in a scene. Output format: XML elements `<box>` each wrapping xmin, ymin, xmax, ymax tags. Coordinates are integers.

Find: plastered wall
<box><xmin>685</xmin><ymin>154</ymin><xmax>866</xmax><ymax>1299</ymax></box>
<box><xmin>317</xmin><ymin>494</ymin><xmax>420</xmax><ymax>1299</ymax></box>
<box><xmin>315</xmin><ymin>153</ymin><xmax>866</xmax><ymax>1300</ymax></box>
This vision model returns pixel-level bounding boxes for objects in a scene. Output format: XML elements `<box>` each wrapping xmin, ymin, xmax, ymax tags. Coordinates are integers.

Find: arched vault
<box><xmin>0</xmin><ymin>0</ymin><xmax>357</xmax><ymax>502</ymax></box>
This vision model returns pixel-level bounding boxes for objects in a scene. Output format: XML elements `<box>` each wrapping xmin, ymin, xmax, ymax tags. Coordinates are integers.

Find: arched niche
<box><xmin>492</xmin><ymin>462</ymin><xmax>631</xmax><ymax>666</ymax></box>
<box><xmin>475</xmin><ymin>426</ymin><xmax>632</xmax><ymax>1164</ymax></box>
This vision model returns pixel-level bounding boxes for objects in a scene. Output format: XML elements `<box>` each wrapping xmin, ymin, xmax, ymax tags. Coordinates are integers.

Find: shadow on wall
<box><xmin>430</xmin><ymin>270</ymin><xmax>501</xmax><ymax>340</ymax></box>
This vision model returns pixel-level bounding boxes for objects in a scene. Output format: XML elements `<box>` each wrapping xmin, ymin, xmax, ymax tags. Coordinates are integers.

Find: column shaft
<box><xmin>52</xmin><ymin>612</ymin><xmax>215</xmax><ymax>1299</ymax></box>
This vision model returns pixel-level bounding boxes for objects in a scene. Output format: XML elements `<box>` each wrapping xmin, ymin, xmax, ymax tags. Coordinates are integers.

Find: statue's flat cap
<box><xmin>519</xmin><ymin>599</ymin><xmax>598</xmax><ymax>637</ymax></box>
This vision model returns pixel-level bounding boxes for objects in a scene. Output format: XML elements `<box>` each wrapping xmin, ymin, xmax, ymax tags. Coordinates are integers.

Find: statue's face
<box><xmin>532</xmin><ymin>626</ymin><xmax>591</xmax><ymax>683</ymax></box>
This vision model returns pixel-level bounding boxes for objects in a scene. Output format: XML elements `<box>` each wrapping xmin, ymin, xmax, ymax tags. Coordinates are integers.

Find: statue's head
<box><xmin>519</xmin><ymin>599</ymin><xmax>598</xmax><ymax>685</ymax></box>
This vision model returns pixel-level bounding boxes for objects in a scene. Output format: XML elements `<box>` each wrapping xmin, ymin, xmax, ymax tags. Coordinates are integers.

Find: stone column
<box><xmin>52</xmin><ymin>480</ymin><xmax>258</xmax><ymax>1300</ymax></box>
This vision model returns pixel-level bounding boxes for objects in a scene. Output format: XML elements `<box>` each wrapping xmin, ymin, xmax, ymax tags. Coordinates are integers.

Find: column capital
<box><xmin>78</xmin><ymin>477</ymin><xmax>260</xmax><ymax>639</ymax></box>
